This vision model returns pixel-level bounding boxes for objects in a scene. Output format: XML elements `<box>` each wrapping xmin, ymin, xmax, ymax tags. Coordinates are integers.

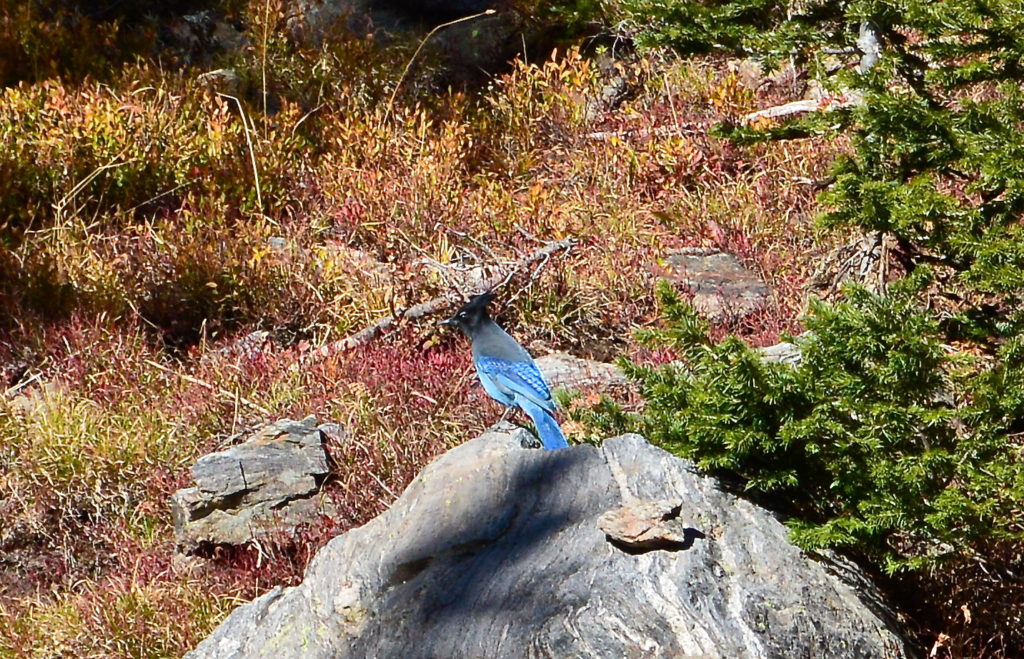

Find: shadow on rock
<box><xmin>187</xmin><ymin>426</ymin><xmax>912</xmax><ymax>659</ymax></box>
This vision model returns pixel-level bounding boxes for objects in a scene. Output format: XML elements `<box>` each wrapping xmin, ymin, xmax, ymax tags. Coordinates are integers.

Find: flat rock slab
<box><xmin>760</xmin><ymin>339</ymin><xmax>803</xmax><ymax>366</ymax></box>
<box><xmin>598</xmin><ymin>498</ymin><xmax>702</xmax><ymax>553</ymax></box>
<box><xmin>187</xmin><ymin>426</ymin><xmax>909</xmax><ymax>658</ymax></box>
<box><xmin>171</xmin><ymin>416</ymin><xmax>335</xmax><ymax>551</ymax></box>
<box><xmin>664</xmin><ymin>248</ymin><xmax>770</xmax><ymax>321</ymax></box>
<box><xmin>535</xmin><ymin>351</ymin><xmax>628</xmax><ymax>392</ymax></box>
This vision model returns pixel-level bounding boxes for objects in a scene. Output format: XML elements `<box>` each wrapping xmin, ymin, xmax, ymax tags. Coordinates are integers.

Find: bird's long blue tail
<box><xmin>518</xmin><ymin>397</ymin><xmax>569</xmax><ymax>450</ymax></box>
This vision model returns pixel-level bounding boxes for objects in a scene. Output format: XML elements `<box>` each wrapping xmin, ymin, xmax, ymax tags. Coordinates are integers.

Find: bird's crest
<box><xmin>461</xmin><ymin>291</ymin><xmax>495</xmax><ymax>312</ymax></box>
<box><xmin>441</xmin><ymin>291</ymin><xmax>495</xmax><ymax>330</ymax></box>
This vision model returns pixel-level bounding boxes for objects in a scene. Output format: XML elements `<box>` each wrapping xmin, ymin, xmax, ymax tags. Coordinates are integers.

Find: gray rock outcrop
<box><xmin>759</xmin><ymin>339</ymin><xmax>803</xmax><ymax>366</ymax></box>
<box><xmin>188</xmin><ymin>425</ymin><xmax>909</xmax><ymax>658</ymax></box>
<box><xmin>171</xmin><ymin>416</ymin><xmax>336</xmax><ymax>552</ymax></box>
<box><xmin>664</xmin><ymin>248</ymin><xmax>770</xmax><ymax>321</ymax></box>
<box><xmin>534</xmin><ymin>351</ymin><xmax>628</xmax><ymax>392</ymax></box>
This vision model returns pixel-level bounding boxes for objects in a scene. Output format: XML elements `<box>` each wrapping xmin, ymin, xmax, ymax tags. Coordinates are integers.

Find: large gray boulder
<box><xmin>187</xmin><ymin>426</ymin><xmax>909</xmax><ymax>658</ymax></box>
<box><xmin>284</xmin><ymin>1</ymin><xmax>548</xmax><ymax>86</ymax></box>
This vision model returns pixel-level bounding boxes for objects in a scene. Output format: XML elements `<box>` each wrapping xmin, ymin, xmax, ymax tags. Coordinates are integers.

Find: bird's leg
<box><xmin>498</xmin><ymin>406</ymin><xmax>514</xmax><ymax>423</ymax></box>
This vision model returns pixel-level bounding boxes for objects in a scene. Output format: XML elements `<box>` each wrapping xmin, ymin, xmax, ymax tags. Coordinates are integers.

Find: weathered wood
<box><xmin>307</xmin><ymin>238</ymin><xmax>576</xmax><ymax>360</ymax></box>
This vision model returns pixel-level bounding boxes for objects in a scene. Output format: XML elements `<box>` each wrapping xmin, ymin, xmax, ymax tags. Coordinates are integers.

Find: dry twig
<box><xmin>306</xmin><ymin>237</ymin><xmax>577</xmax><ymax>360</ymax></box>
<box><xmin>143</xmin><ymin>358</ymin><xmax>273</xmax><ymax>417</ymax></box>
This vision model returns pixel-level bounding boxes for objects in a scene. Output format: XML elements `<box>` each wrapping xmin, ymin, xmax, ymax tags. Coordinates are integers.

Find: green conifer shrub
<box><xmin>613</xmin><ymin>278</ymin><xmax>1024</xmax><ymax>571</ymax></box>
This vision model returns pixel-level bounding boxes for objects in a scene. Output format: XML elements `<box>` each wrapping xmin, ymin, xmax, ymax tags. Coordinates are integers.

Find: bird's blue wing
<box><xmin>475</xmin><ymin>356</ymin><xmax>554</xmax><ymax>412</ymax></box>
<box><xmin>474</xmin><ymin>356</ymin><xmax>567</xmax><ymax>450</ymax></box>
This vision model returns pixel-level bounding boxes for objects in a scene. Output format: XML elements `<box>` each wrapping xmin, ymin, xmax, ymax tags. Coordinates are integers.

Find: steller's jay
<box><xmin>441</xmin><ymin>292</ymin><xmax>568</xmax><ymax>450</ymax></box>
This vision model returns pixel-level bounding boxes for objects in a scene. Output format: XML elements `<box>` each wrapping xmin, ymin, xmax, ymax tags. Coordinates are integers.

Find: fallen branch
<box><xmin>307</xmin><ymin>237</ymin><xmax>577</xmax><ymax>360</ymax></box>
<box><xmin>743</xmin><ymin>93</ymin><xmax>862</xmax><ymax>125</ymax></box>
<box><xmin>3</xmin><ymin>371</ymin><xmax>42</xmax><ymax>398</ymax></box>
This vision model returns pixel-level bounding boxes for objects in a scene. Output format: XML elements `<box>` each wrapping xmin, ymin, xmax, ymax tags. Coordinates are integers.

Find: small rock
<box><xmin>730</xmin><ymin>57</ymin><xmax>764</xmax><ymax>90</ymax></box>
<box><xmin>171</xmin><ymin>552</ymin><xmax>210</xmax><ymax>575</ymax></box>
<box><xmin>759</xmin><ymin>340</ymin><xmax>802</xmax><ymax>366</ymax></box>
<box><xmin>318</xmin><ymin>244</ymin><xmax>392</xmax><ymax>287</ymax></box>
<box><xmin>267</xmin><ymin>236</ymin><xmax>289</xmax><ymax>252</ymax></box>
<box><xmin>171</xmin><ymin>416</ymin><xmax>335</xmax><ymax>552</ymax></box>
<box><xmin>317</xmin><ymin>422</ymin><xmax>351</xmax><ymax>449</ymax></box>
<box><xmin>663</xmin><ymin>248</ymin><xmax>770</xmax><ymax>321</ymax></box>
<box><xmin>585</xmin><ymin>51</ymin><xmax>643</xmax><ymax>120</ymax></box>
<box><xmin>197</xmin><ymin>68</ymin><xmax>243</xmax><ymax>96</ymax></box>
<box><xmin>598</xmin><ymin>498</ymin><xmax>704</xmax><ymax>553</ymax></box>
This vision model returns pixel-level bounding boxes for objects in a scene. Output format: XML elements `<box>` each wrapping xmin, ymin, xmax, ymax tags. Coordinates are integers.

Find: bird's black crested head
<box><xmin>441</xmin><ymin>291</ymin><xmax>495</xmax><ymax>335</ymax></box>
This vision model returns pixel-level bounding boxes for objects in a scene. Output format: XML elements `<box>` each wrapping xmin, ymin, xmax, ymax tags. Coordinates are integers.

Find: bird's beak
<box><xmin>439</xmin><ymin>316</ymin><xmax>456</xmax><ymax>327</ymax></box>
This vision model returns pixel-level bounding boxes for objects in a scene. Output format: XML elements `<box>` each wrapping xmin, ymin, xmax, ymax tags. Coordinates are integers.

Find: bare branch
<box><xmin>143</xmin><ymin>359</ymin><xmax>273</xmax><ymax>417</ymax></box>
<box><xmin>307</xmin><ymin>238</ymin><xmax>577</xmax><ymax>360</ymax></box>
<box><xmin>742</xmin><ymin>92</ymin><xmax>864</xmax><ymax>125</ymax></box>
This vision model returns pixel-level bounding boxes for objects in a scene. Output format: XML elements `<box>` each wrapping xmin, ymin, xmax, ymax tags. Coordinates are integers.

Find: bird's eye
<box><xmin>458</xmin><ymin>312</ymin><xmax>468</xmax><ymax>319</ymax></box>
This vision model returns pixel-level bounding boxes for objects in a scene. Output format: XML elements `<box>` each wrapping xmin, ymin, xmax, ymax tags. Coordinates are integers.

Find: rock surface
<box><xmin>171</xmin><ymin>416</ymin><xmax>336</xmax><ymax>552</ymax></box>
<box><xmin>664</xmin><ymin>248</ymin><xmax>770</xmax><ymax>321</ymax></box>
<box><xmin>188</xmin><ymin>425</ymin><xmax>909</xmax><ymax>658</ymax></box>
<box><xmin>534</xmin><ymin>351</ymin><xmax>628</xmax><ymax>392</ymax></box>
<box><xmin>285</xmin><ymin>0</ymin><xmax>542</xmax><ymax>85</ymax></box>
<box><xmin>759</xmin><ymin>339</ymin><xmax>803</xmax><ymax>366</ymax></box>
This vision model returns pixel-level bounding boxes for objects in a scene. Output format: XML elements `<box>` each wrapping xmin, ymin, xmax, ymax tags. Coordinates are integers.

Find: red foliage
<box><xmin>195</xmin><ymin>517</ymin><xmax>344</xmax><ymax>598</ymax></box>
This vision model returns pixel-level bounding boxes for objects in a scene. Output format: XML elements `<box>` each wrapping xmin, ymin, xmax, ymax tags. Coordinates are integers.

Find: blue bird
<box><xmin>441</xmin><ymin>292</ymin><xmax>568</xmax><ymax>450</ymax></box>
